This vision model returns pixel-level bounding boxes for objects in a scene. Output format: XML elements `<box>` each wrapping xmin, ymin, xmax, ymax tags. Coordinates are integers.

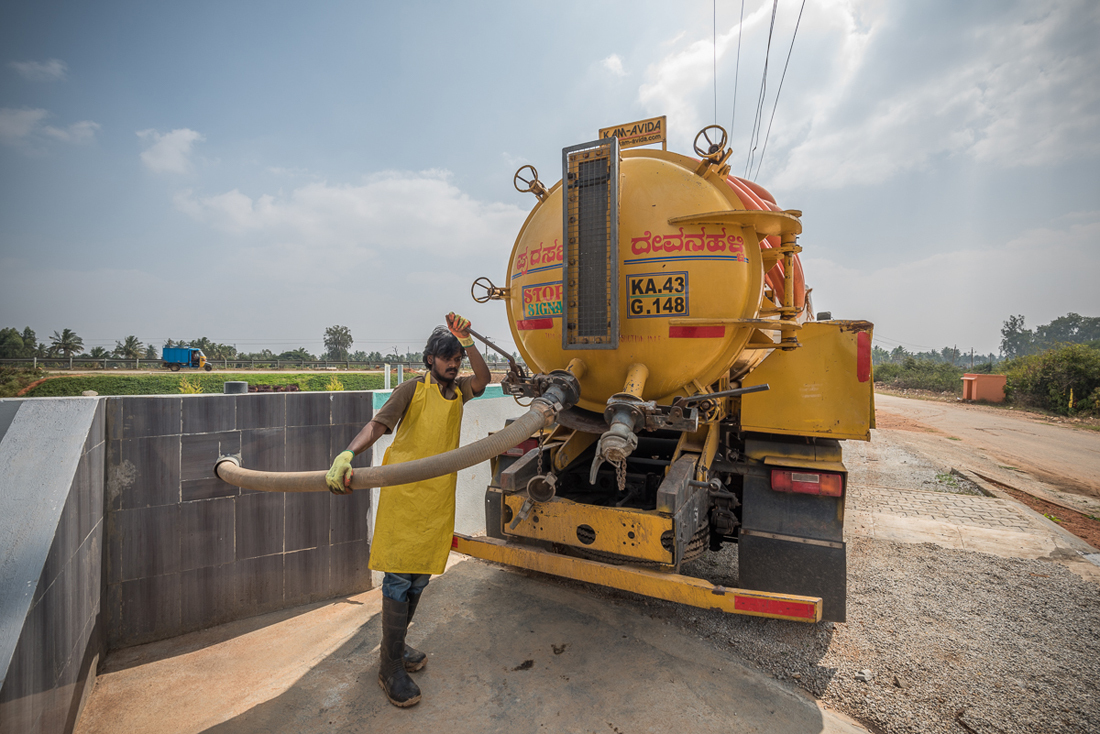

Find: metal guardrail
<box><xmin>0</xmin><ymin>358</ymin><xmax>516</xmax><ymax>371</ymax></box>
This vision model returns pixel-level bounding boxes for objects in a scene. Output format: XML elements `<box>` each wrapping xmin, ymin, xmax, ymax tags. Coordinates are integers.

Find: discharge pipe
<box><xmin>214</xmin><ymin>372</ymin><xmax>580</xmax><ymax>493</ymax></box>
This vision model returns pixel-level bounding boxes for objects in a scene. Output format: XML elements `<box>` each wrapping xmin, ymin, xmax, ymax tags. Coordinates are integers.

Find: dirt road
<box><xmin>873</xmin><ymin>393</ymin><xmax>1100</xmax><ymax>513</ymax></box>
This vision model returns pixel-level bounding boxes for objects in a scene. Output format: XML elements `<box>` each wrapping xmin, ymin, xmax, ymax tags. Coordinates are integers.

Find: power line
<box><xmin>713</xmin><ymin>0</ymin><xmax>718</xmax><ymax>127</ymax></box>
<box><xmin>730</xmin><ymin>0</ymin><xmax>745</xmax><ymax>140</ymax></box>
<box><xmin>745</xmin><ymin>0</ymin><xmax>779</xmax><ymax>177</ymax></box>
<box><xmin>754</xmin><ymin>0</ymin><xmax>806</xmax><ymax>180</ymax></box>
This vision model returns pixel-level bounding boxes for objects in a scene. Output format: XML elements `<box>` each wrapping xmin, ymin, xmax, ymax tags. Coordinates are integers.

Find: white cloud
<box><xmin>174</xmin><ymin>169</ymin><xmax>528</xmax><ymax>262</ymax></box>
<box><xmin>42</xmin><ymin>120</ymin><xmax>101</xmax><ymax>143</ymax></box>
<box><xmin>635</xmin><ymin>0</ymin><xmax>1100</xmax><ymax>188</ymax></box>
<box><xmin>0</xmin><ymin>107</ymin><xmax>98</xmax><ymax>146</ymax></box>
<box><xmin>805</xmin><ymin>211</ymin><xmax>1100</xmax><ymax>354</ymax></box>
<box><xmin>638</xmin><ymin>2</ymin><xmax>776</xmax><ymax>150</ymax></box>
<box><xmin>137</xmin><ymin>128</ymin><xmax>205</xmax><ymax>173</ymax></box>
<box><xmin>770</xmin><ymin>0</ymin><xmax>1100</xmax><ymax>188</ymax></box>
<box><xmin>602</xmin><ymin>54</ymin><xmax>627</xmax><ymax>77</ymax></box>
<box><xmin>9</xmin><ymin>58</ymin><xmax>67</xmax><ymax>82</ymax></box>
<box><xmin>0</xmin><ymin>107</ymin><xmax>48</xmax><ymax>143</ymax></box>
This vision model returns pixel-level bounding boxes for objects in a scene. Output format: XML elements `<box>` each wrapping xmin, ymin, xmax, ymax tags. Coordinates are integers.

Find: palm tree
<box><xmin>89</xmin><ymin>347</ymin><xmax>108</xmax><ymax>359</ymax></box>
<box><xmin>50</xmin><ymin>329</ymin><xmax>85</xmax><ymax>357</ymax></box>
<box><xmin>114</xmin><ymin>336</ymin><xmax>144</xmax><ymax>359</ymax></box>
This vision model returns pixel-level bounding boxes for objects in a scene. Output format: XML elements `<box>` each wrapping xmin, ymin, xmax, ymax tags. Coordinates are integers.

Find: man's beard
<box><xmin>431</xmin><ymin>363</ymin><xmax>457</xmax><ymax>386</ymax></box>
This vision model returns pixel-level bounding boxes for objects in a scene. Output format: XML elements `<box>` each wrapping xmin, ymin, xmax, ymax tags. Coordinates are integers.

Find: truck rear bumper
<box><xmin>451</xmin><ymin>533</ymin><xmax>822</xmax><ymax>623</ymax></box>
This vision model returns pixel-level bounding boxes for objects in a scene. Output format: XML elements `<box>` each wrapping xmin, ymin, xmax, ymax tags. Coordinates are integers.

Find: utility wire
<box><xmin>745</xmin><ymin>0</ymin><xmax>779</xmax><ymax>178</ymax></box>
<box><xmin>730</xmin><ymin>0</ymin><xmax>745</xmax><ymax>140</ymax></box>
<box><xmin>713</xmin><ymin>0</ymin><xmax>718</xmax><ymax>127</ymax></box>
<box><xmin>754</xmin><ymin>0</ymin><xmax>806</xmax><ymax>180</ymax></box>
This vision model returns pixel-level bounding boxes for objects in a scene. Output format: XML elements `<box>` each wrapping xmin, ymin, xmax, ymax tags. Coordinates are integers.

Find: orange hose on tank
<box><xmin>726</xmin><ymin>176</ymin><xmax>805</xmax><ymax>310</ymax></box>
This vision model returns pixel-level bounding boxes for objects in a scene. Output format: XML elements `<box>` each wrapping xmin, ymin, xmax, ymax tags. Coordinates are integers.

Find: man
<box><xmin>325</xmin><ymin>312</ymin><xmax>490</xmax><ymax>708</ymax></box>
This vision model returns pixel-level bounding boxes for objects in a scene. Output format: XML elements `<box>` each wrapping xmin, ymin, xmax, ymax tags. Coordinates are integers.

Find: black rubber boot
<box><xmin>403</xmin><ymin>591</ymin><xmax>427</xmax><ymax>673</ymax></box>
<box><xmin>379</xmin><ymin>598</ymin><xmax>421</xmax><ymax>707</ymax></box>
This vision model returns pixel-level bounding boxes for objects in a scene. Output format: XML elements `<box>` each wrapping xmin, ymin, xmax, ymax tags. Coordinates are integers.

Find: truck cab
<box><xmin>162</xmin><ymin>346</ymin><xmax>211</xmax><ymax>372</ymax></box>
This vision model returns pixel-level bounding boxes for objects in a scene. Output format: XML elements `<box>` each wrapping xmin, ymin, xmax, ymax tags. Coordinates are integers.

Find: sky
<box><xmin>1</xmin><ymin>0</ymin><xmax>1097</xmax><ymax>358</ymax></box>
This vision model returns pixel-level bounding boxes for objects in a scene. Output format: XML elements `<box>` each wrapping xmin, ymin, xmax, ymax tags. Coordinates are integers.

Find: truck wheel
<box><xmin>204</xmin><ymin>364</ymin><xmax>213</xmax><ymax>372</ymax></box>
<box><xmin>170</xmin><ymin>364</ymin><xmax>181</xmax><ymax>372</ymax></box>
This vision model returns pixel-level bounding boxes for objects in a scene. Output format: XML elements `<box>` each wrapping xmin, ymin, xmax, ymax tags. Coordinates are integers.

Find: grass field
<box><xmin>21</xmin><ymin>371</ymin><xmax>393</xmax><ymax>397</ymax></box>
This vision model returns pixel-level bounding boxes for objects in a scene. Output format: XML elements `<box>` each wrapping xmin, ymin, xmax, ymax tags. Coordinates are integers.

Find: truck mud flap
<box><xmin>737</xmin><ymin>531</ymin><xmax>847</xmax><ymax>623</ymax></box>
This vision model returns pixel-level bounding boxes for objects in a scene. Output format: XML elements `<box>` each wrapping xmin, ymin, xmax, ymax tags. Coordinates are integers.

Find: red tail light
<box><xmin>771</xmin><ymin>469</ymin><xmax>843</xmax><ymax>497</ymax></box>
<box><xmin>451</xmin><ymin>535</ymin><xmax>459</xmax><ymax>548</ymax></box>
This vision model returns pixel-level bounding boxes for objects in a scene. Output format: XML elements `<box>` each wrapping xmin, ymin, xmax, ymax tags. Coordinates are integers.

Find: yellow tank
<box><xmin>506</xmin><ymin>147</ymin><xmax>775</xmax><ymax>414</ymax></box>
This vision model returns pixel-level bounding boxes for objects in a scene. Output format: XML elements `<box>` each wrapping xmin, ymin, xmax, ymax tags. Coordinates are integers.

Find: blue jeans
<box><xmin>381</xmin><ymin>572</ymin><xmax>430</xmax><ymax>602</ymax></box>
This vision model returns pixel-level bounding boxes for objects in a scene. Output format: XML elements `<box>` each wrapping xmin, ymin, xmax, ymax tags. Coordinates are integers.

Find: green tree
<box><xmin>324</xmin><ymin>325</ymin><xmax>353</xmax><ymax>360</ymax></box>
<box><xmin>144</xmin><ymin>344</ymin><xmax>158</xmax><ymax>359</ymax></box>
<box><xmin>278</xmin><ymin>347</ymin><xmax>316</xmax><ymax>361</ymax></box>
<box><xmin>89</xmin><ymin>346</ymin><xmax>108</xmax><ymax>358</ymax></box>
<box><xmin>0</xmin><ymin>328</ymin><xmax>24</xmax><ymax>359</ymax></box>
<box><xmin>20</xmin><ymin>328</ymin><xmax>38</xmax><ymax>358</ymax></box>
<box><xmin>114</xmin><ymin>336</ymin><xmax>144</xmax><ymax>359</ymax></box>
<box><xmin>50</xmin><ymin>329</ymin><xmax>85</xmax><ymax>357</ymax></box>
<box><xmin>1034</xmin><ymin>313</ymin><xmax>1100</xmax><ymax>349</ymax></box>
<box><xmin>1000</xmin><ymin>315</ymin><xmax>1034</xmax><ymax>359</ymax></box>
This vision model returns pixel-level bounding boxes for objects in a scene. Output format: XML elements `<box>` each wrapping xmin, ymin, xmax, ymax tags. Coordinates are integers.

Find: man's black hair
<box><xmin>423</xmin><ymin>326</ymin><xmax>462</xmax><ymax>369</ymax></box>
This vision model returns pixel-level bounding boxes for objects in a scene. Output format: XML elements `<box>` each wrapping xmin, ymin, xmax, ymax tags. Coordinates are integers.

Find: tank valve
<box><xmin>589</xmin><ymin>393</ymin><xmax>647</xmax><ymax>486</ymax></box>
<box><xmin>513</xmin><ymin>165</ymin><xmax>548</xmax><ymax>201</ymax></box>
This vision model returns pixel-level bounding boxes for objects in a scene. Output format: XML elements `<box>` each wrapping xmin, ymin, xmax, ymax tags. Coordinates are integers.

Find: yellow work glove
<box><xmin>326</xmin><ymin>450</ymin><xmax>355</xmax><ymax>495</ymax></box>
<box><xmin>446</xmin><ymin>312</ymin><xmax>474</xmax><ymax>349</ymax></box>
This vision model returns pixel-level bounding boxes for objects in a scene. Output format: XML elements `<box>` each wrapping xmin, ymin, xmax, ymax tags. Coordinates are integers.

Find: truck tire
<box><xmin>170</xmin><ymin>364</ymin><xmax>181</xmax><ymax>372</ymax></box>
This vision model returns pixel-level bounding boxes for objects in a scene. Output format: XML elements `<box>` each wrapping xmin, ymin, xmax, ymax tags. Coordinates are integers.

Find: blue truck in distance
<box><xmin>162</xmin><ymin>346</ymin><xmax>212</xmax><ymax>372</ymax></box>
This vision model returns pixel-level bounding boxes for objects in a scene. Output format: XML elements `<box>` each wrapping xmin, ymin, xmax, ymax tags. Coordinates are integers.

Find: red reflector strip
<box><xmin>734</xmin><ymin>594</ymin><xmax>817</xmax><ymax>619</ymax></box>
<box><xmin>857</xmin><ymin>331</ymin><xmax>871</xmax><ymax>382</ymax></box>
<box><xmin>517</xmin><ymin>318</ymin><xmax>553</xmax><ymax>331</ymax></box>
<box><xmin>669</xmin><ymin>326</ymin><xmax>726</xmax><ymax>338</ymax></box>
<box><xmin>451</xmin><ymin>535</ymin><xmax>459</xmax><ymax>549</ymax></box>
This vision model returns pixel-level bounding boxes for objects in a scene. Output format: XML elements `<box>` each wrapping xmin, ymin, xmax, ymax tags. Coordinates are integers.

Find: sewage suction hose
<box><xmin>214</xmin><ymin>378</ymin><xmax>577</xmax><ymax>493</ymax></box>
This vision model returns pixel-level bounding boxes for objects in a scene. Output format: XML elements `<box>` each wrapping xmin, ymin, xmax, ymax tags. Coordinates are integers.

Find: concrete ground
<box><xmin>75</xmin><ymin>556</ymin><xmax>867</xmax><ymax>734</ymax></box>
<box><xmin>74</xmin><ymin>393</ymin><xmax>1099</xmax><ymax>733</ymax></box>
<box><xmin>855</xmin><ymin>394</ymin><xmax>1100</xmax><ymax>581</ymax></box>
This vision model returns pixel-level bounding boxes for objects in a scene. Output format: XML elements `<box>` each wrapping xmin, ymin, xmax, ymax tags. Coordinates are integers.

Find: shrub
<box><xmin>873</xmin><ymin>357</ymin><xmax>964</xmax><ymax>393</ymax></box>
<box><xmin>1003</xmin><ymin>344</ymin><xmax>1100</xmax><ymax>415</ymax></box>
<box><xmin>325</xmin><ymin>375</ymin><xmax>344</xmax><ymax>391</ymax></box>
<box><xmin>178</xmin><ymin>376</ymin><xmax>203</xmax><ymax>394</ymax></box>
<box><xmin>0</xmin><ymin>366</ymin><xmax>45</xmax><ymax>398</ymax></box>
<box><xmin>23</xmin><ymin>372</ymin><xmax>386</xmax><ymax>397</ymax></box>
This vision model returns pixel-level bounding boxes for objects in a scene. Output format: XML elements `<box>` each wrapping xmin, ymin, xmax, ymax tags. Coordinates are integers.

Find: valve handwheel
<box><xmin>513</xmin><ymin>165</ymin><xmax>540</xmax><ymax>194</ymax></box>
<box><xmin>471</xmin><ymin>276</ymin><xmax>496</xmax><ymax>304</ymax></box>
<box><xmin>693</xmin><ymin>125</ymin><xmax>728</xmax><ymax>157</ymax></box>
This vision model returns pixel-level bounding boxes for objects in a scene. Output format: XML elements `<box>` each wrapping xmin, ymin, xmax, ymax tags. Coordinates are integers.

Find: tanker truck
<box><xmin>454</xmin><ymin>120</ymin><xmax>874</xmax><ymax>623</ymax></box>
<box><xmin>214</xmin><ymin>119</ymin><xmax>872</xmax><ymax>624</ymax></box>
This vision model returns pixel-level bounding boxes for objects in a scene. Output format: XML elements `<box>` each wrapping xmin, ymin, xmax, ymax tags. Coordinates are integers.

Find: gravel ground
<box><xmin>547</xmin><ymin>538</ymin><xmax>1100</xmax><ymax>734</ymax></box>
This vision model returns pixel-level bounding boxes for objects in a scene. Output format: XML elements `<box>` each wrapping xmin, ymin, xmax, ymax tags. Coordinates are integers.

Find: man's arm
<box><xmin>465</xmin><ymin>341</ymin><xmax>491</xmax><ymax>395</ymax></box>
<box><xmin>346</xmin><ymin>419</ymin><xmax>388</xmax><ymax>456</ymax></box>
<box><xmin>326</xmin><ymin>420</ymin><xmax>386</xmax><ymax>494</ymax></box>
<box><xmin>447</xmin><ymin>311</ymin><xmax>491</xmax><ymax>395</ymax></box>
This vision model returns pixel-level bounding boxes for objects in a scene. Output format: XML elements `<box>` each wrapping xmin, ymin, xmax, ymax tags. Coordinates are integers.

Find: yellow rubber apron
<box><xmin>368</xmin><ymin>373</ymin><xmax>464</xmax><ymax>575</ymax></box>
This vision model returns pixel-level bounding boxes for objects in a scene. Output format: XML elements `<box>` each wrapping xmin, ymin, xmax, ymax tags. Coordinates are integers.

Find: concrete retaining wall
<box><xmin>0</xmin><ymin>398</ymin><xmax>105</xmax><ymax>734</ymax></box>
<box><xmin>102</xmin><ymin>392</ymin><xmax>376</xmax><ymax>649</ymax></box>
<box><xmin>0</xmin><ymin>385</ymin><xmax>526</xmax><ymax>734</ymax></box>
